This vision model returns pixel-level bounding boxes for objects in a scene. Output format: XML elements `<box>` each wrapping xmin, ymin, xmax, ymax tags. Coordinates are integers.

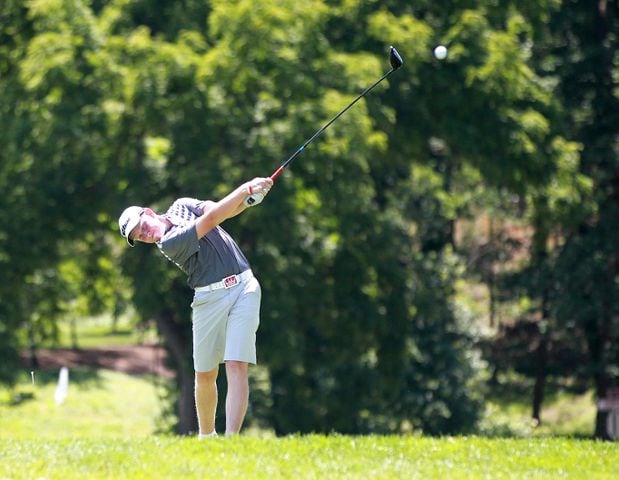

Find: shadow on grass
<box><xmin>487</xmin><ymin>371</ymin><xmax>589</xmax><ymax>406</ymax></box>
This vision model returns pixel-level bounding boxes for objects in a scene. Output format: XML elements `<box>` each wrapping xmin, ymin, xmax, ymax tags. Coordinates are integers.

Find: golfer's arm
<box><xmin>229</xmin><ymin>199</ymin><xmax>249</xmax><ymax>218</ymax></box>
<box><xmin>195</xmin><ymin>184</ymin><xmax>249</xmax><ymax>238</ymax></box>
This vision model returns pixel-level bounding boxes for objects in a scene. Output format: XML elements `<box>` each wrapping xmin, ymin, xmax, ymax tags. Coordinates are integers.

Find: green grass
<box><xmin>1</xmin><ymin>368</ymin><xmax>617</xmax><ymax>479</ymax></box>
<box><xmin>0</xmin><ymin>435</ymin><xmax>616</xmax><ymax>479</ymax></box>
<box><xmin>479</xmin><ymin>389</ymin><xmax>597</xmax><ymax>438</ymax></box>
<box><xmin>1</xmin><ymin>369</ymin><xmax>168</xmax><ymax>438</ymax></box>
<box><xmin>479</xmin><ymin>372</ymin><xmax>597</xmax><ymax>438</ymax></box>
<box><xmin>37</xmin><ymin>314</ymin><xmax>158</xmax><ymax>349</ymax></box>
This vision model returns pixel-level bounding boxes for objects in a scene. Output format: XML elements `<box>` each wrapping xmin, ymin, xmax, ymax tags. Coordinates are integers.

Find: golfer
<box><xmin>118</xmin><ymin>177</ymin><xmax>273</xmax><ymax>438</ymax></box>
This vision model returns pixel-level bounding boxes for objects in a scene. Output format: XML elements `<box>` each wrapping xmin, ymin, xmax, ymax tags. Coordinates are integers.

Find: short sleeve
<box><xmin>157</xmin><ymin>223</ymin><xmax>199</xmax><ymax>265</ymax></box>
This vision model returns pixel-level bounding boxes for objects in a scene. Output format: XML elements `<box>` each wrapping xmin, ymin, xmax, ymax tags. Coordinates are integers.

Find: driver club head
<box><xmin>389</xmin><ymin>46</ymin><xmax>403</xmax><ymax>70</ymax></box>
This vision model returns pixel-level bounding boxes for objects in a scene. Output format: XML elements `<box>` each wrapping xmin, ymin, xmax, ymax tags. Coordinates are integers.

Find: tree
<box><xmin>0</xmin><ymin>0</ymin><xmax>122</xmax><ymax>381</ymax></box>
<box><xmin>3</xmin><ymin>0</ymin><xmax>613</xmax><ymax>438</ymax></box>
<box><xmin>544</xmin><ymin>0</ymin><xmax>618</xmax><ymax>438</ymax></box>
<box><xmin>471</xmin><ymin>0</ymin><xmax>617</xmax><ymax>436</ymax></box>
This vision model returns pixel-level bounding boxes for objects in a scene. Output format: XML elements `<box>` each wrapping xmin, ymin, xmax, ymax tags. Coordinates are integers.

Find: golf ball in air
<box><xmin>434</xmin><ymin>45</ymin><xmax>448</xmax><ymax>60</ymax></box>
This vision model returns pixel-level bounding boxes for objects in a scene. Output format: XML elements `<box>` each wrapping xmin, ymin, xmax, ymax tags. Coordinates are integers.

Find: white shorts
<box><xmin>190</xmin><ymin>275</ymin><xmax>261</xmax><ymax>372</ymax></box>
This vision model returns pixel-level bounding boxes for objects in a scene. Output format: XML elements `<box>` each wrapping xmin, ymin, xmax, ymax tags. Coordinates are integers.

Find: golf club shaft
<box><xmin>270</xmin><ymin>68</ymin><xmax>395</xmax><ymax>180</ymax></box>
<box><xmin>244</xmin><ymin>46</ymin><xmax>402</xmax><ymax>206</ymax></box>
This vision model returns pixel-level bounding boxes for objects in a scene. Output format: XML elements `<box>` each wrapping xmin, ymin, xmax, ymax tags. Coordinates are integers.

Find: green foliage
<box><xmin>1</xmin><ymin>0</ymin><xmax>616</xmax><ymax>437</ymax></box>
<box><xmin>481</xmin><ymin>0</ymin><xmax>618</xmax><ymax>439</ymax></box>
<box><xmin>544</xmin><ymin>1</ymin><xmax>619</xmax><ymax>410</ymax></box>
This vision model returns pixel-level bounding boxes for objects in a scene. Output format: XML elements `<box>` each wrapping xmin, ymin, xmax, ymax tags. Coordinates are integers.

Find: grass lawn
<box><xmin>479</xmin><ymin>371</ymin><xmax>598</xmax><ymax>438</ymax></box>
<box><xmin>0</xmin><ymin>369</ymin><xmax>168</xmax><ymax>438</ymax></box>
<box><xmin>38</xmin><ymin>314</ymin><xmax>158</xmax><ymax>349</ymax></box>
<box><xmin>1</xmin><ymin>368</ymin><xmax>617</xmax><ymax>479</ymax></box>
<box><xmin>0</xmin><ymin>435</ymin><xmax>616</xmax><ymax>479</ymax></box>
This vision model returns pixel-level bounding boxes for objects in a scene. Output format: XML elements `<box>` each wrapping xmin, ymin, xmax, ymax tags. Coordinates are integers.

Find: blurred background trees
<box><xmin>1</xmin><ymin>0</ymin><xmax>616</xmax><ymax>438</ymax></box>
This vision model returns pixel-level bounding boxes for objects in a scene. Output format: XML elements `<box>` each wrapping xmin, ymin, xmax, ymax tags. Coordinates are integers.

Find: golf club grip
<box><xmin>243</xmin><ymin>165</ymin><xmax>284</xmax><ymax>206</ymax></box>
<box><xmin>270</xmin><ymin>165</ymin><xmax>286</xmax><ymax>180</ymax></box>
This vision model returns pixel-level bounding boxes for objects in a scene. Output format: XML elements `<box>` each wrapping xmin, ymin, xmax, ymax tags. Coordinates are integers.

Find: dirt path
<box><xmin>21</xmin><ymin>344</ymin><xmax>175</xmax><ymax>378</ymax></box>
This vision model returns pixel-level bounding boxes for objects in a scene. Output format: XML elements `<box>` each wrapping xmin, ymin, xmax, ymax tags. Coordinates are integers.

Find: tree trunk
<box><xmin>532</xmin><ymin>289</ymin><xmax>550</xmax><ymax>425</ymax></box>
<box><xmin>590</xmin><ymin>0</ymin><xmax>616</xmax><ymax>441</ymax></box>
<box><xmin>155</xmin><ymin>310</ymin><xmax>197</xmax><ymax>435</ymax></box>
<box><xmin>532</xmin><ymin>332</ymin><xmax>547</xmax><ymax>425</ymax></box>
<box><xmin>594</xmin><ymin>389</ymin><xmax>609</xmax><ymax>439</ymax></box>
<box><xmin>530</xmin><ymin>214</ymin><xmax>551</xmax><ymax>426</ymax></box>
<box><xmin>27</xmin><ymin>321</ymin><xmax>39</xmax><ymax>369</ymax></box>
<box><xmin>590</xmin><ymin>325</ymin><xmax>611</xmax><ymax>439</ymax></box>
<box><xmin>70</xmin><ymin>318</ymin><xmax>79</xmax><ymax>350</ymax></box>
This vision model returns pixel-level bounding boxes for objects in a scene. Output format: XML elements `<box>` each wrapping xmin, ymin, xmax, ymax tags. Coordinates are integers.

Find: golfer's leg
<box><xmin>195</xmin><ymin>368</ymin><xmax>219</xmax><ymax>435</ymax></box>
<box><xmin>225</xmin><ymin>360</ymin><xmax>249</xmax><ymax>434</ymax></box>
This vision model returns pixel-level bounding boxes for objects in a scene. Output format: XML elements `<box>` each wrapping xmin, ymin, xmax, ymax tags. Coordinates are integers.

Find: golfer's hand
<box><xmin>244</xmin><ymin>177</ymin><xmax>273</xmax><ymax>207</ymax></box>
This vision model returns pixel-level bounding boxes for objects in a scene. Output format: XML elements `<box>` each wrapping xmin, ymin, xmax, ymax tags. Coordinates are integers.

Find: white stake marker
<box><xmin>55</xmin><ymin>367</ymin><xmax>69</xmax><ymax>406</ymax></box>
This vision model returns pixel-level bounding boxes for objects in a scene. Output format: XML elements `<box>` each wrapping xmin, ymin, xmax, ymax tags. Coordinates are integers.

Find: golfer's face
<box><xmin>130</xmin><ymin>212</ymin><xmax>165</xmax><ymax>244</ymax></box>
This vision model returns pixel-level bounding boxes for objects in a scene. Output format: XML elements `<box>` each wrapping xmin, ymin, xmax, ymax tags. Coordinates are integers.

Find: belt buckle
<box><xmin>223</xmin><ymin>275</ymin><xmax>238</xmax><ymax>289</ymax></box>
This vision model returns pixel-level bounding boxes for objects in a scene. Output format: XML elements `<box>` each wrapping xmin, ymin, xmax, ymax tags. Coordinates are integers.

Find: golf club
<box><xmin>245</xmin><ymin>46</ymin><xmax>404</xmax><ymax>205</ymax></box>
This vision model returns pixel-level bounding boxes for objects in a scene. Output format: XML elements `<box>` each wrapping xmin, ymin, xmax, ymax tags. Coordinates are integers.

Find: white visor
<box><xmin>118</xmin><ymin>206</ymin><xmax>144</xmax><ymax>246</ymax></box>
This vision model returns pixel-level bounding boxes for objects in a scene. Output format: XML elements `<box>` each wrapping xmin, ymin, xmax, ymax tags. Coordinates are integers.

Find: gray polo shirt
<box><xmin>156</xmin><ymin>197</ymin><xmax>250</xmax><ymax>289</ymax></box>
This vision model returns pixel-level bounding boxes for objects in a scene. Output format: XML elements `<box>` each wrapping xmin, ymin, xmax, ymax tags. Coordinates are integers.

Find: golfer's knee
<box><xmin>225</xmin><ymin>361</ymin><xmax>248</xmax><ymax>379</ymax></box>
<box><xmin>195</xmin><ymin>368</ymin><xmax>218</xmax><ymax>386</ymax></box>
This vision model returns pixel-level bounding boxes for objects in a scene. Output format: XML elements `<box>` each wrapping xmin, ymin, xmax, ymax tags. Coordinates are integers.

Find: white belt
<box><xmin>194</xmin><ymin>270</ymin><xmax>253</xmax><ymax>293</ymax></box>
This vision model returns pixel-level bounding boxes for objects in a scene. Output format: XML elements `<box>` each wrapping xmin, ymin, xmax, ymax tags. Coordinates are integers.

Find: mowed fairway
<box><xmin>1</xmin><ymin>369</ymin><xmax>616</xmax><ymax>479</ymax></box>
<box><xmin>1</xmin><ymin>435</ymin><xmax>616</xmax><ymax>479</ymax></box>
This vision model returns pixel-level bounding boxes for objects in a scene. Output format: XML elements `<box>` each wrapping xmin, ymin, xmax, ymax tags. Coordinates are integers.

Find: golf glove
<box><xmin>244</xmin><ymin>192</ymin><xmax>264</xmax><ymax>207</ymax></box>
<box><xmin>244</xmin><ymin>178</ymin><xmax>272</xmax><ymax>207</ymax></box>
